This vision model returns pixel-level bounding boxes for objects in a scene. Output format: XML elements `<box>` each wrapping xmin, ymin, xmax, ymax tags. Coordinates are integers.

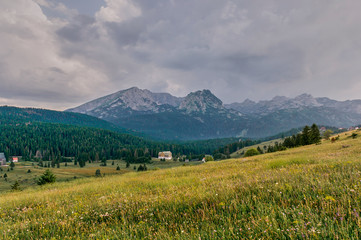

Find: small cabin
<box><xmin>12</xmin><ymin>156</ymin><xmax>19</xmax><ymax>163</ymax></box>
<box><xmin>0</xmin><ymin>153</ymin><xmax>6</xmax><ymax>165</ymax></box>
<box><xmin>158</xmin><ymin>151</ymin><xmax>172</xmax><ymax>160</ymax></box>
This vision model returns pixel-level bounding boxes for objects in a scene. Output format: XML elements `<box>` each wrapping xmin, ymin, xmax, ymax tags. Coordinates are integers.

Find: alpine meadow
<box><xmin>2</xmin><ymin>0</ymin><xmax>361</xmax><ymax>239</ymax></box>
<box><xmin>1</xmin><ymin>130</ymin><xmax>361</xmax><ymax>239</ymax></box>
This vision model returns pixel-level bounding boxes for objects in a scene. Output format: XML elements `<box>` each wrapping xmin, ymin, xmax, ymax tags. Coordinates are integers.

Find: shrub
<box><xmin>95</xmin><ymin>169</ymin><xmax>101</xmax><ymax>177</ymax></box>
<box><xmin>11</xmin><ymin>181</ymin><xmax>21</xmax><ymax>191</ymax></box>
<box><xmin>37</xmin><ymin>169</ymin><xmax>56</xmax><ymax>185</ymax></box>
<box><xmin>116</xmin><ymin>166</ymin><xmax>120</xmax><ymax>171</ymax></box>
<box><xmin>137</xmin><ymin>164</ymin><xmax>147</xmax><ymax>171</ymax></box>
<box><xmin>323</xmin><ymin>130</ymin><xmax>333</xmax><ymax>140</ymax></box>
<box><xmin>244</xmin><ymin>148</ymin><xmax>260</xmax><ymax>157</ymax></box>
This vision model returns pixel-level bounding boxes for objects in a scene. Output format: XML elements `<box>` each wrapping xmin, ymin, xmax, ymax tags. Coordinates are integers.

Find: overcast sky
<box><xmin>1</xmin><ymin>0</ymin><xmax>361</xmax><ymax>110</ymax></box>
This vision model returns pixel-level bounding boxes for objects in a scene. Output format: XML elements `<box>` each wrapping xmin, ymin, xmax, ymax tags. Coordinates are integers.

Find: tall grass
<box><xmin>1</xmin><ymin>131</ymin><xmax>361</xmax><ymax>239</ymax></box>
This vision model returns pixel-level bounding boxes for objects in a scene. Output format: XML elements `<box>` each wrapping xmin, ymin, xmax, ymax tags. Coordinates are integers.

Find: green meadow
<box><xmin>0</xmin><ymin>159</ymin><xmax>202</xmax><ymax>193</ymax></box>
<box><xmin>1</xmin><ymin>130</ymin><xmax>361</xmax><ymax>239</ymax></box>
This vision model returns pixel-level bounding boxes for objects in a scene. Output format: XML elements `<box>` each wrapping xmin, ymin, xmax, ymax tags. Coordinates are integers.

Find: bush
<box><xmin>95</xmin><ymin>169</ymin><xmax>101</xmax><ymax>177</ymax></box>
<box><xmin>244</xmin><ymin>148</ymin><xmax>260</xmax><ymax>157</ymax></box>
<box><xmin>37</xmin><ymin>169</ymin><xmax>56</xmax><ymax>185</ymax></box>
<box><xmin>11</xmin><ymin>181</ymin><xmax>21</xmax><ymax>191</ymax></box>
<box><xmin>137</xmin><ymin>164</ymin><xmax>147</xmax><ymax>171</ymax></box>
<box><xmin>323</xmin><ymin>130</ymin><xmax>333</xmax><ymax>140</ymax></box>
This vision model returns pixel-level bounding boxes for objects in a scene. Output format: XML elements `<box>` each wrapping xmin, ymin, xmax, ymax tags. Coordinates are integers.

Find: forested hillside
<box><xmin>0</xmin><ymin>122</ymin><xmax>239</xmax><ymax>163</ymax></box>
<box><xmin>0</xmin><ymin>106</ymin><xmax>121</xmax><ymax>132</ymax></box>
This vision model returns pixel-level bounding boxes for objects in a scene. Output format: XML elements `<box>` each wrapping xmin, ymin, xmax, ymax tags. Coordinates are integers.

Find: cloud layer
<box><xmin>1</xmin><ymin>0</ymin><xmax>361</xmax><ymax>109</ymax></box>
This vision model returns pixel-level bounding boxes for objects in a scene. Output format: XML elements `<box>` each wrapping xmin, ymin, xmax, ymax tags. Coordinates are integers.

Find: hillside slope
<box><xmin>2</xmin><ymin>130</ymin><xmax>361</xmax><ymax>239</ymax></box>
<box><xmin>0</xmin><ymin>106</ymin><xmax>122</xmax><ymax>132</ymax></box>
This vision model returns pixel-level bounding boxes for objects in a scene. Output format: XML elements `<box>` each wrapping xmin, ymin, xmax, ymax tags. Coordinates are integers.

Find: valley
<box><xmin>2</xmin><ymin>1</ymin><xmax>360</xmax><ymax>239</ymax></box>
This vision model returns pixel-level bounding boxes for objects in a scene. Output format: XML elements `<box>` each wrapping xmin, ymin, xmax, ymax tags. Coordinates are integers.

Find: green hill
<box><xmin>1</xmin><ymin>130</ymin><xmax>361</xmax><ymax>239</ymax></box>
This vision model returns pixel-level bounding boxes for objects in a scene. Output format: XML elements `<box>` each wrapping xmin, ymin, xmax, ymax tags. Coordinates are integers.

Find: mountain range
<box><xmin>67</xmin><ymin>87</ymin><xmax>361</xmax><ymax>140</ymax></box>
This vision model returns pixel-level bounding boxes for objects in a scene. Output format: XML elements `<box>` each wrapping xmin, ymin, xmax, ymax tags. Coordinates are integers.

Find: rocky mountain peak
<box><xmin>241</xmin><ymin>98</ymin><xmax>256</xmax><ymax>105</ymax></box>
<box><xmin>179</xmin><ymin>89</ymin><xmax>224</xmax><ymax>114</ymax></box>
<box><xmin>293</xmin><ymin>94</ymin><xmax>322</xmax><ymax>107</ymax></box>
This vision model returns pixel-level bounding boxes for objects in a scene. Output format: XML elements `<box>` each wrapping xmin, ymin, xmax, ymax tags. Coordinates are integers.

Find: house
<box><xmin>0</xmin><ymin>153</ymin><xmax>6</xmax><ymax>166</ymax></box>
<box><xmin>202</xmin><ymin>155</ymin><xmax>214</xmax><ymax>162</ymax></box>
<box><xmin>158</xmin><ymin>151</ymin><xmax>172</xmax><ymax>160</ymax></box>
<box><xmin>12</xmin><ymin>156</ymin><xmax>19</xmax><ymax>163</ymax></box>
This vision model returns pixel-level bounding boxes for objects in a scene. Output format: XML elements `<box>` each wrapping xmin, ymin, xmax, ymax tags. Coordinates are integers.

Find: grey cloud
<box><xmin>105</xmin><ymin>19</ymin><xmax>146</xmax><ymax>46</ymax></box>
<box><xmin>2</xmin><ymin>0</ymin><xmax>361</xmax><ymax>109</ymax></box>
<box><xmin>56</xmin><ymin>15</ymin><xmax>96</xmax><ymax>42</ymax></box>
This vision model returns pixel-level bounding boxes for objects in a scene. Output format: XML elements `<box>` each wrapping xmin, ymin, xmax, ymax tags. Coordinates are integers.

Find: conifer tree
<box><xmin>137</xmin><ymin>165</ymin><xmax>144</xmax><ymax>171</ymax></box>
<box><xmin>302</xmin><ymin>126</ymin><xmax>311</xmax><ymax>145</ymax></box>
<box><xmin>310</xmin><ymin>124</ymin><xmax>321</xmax><ymax>144</ymax></box>
<box><xmin>37</xmin><ymin>169</ymin><xmax>56</xmax><ymax>185</ymax></box>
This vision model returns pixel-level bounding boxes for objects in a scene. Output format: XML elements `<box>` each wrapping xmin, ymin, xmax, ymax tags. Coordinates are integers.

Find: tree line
<box><xmin>0</xmin><ymin>122</ymin><xmax>239</xmax><ymax>164</ymax></box>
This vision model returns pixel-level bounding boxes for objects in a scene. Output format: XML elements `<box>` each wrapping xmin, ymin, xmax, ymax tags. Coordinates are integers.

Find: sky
<box><xmin>1</xmin><ymin>0</ymin><xmax>361</xmax><ymax>110</ymax></box>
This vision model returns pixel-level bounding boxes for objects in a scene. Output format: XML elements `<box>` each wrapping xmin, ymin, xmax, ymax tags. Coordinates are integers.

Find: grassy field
<box><xmin>0</xmin><ymin>159</ymin><xmax>202</xmax><ymax>193</ymax></box>
<box><xmin>1</xmin><ymin>130</ymin><xmax>361</xmax><ymax>239</ymax></box>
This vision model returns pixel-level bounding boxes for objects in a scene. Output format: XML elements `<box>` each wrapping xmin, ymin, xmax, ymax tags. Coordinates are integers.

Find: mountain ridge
<box><xmin>66</xmin><ymin>87</ymin><xmax>361</xmax><ymax>140</ymax></box>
